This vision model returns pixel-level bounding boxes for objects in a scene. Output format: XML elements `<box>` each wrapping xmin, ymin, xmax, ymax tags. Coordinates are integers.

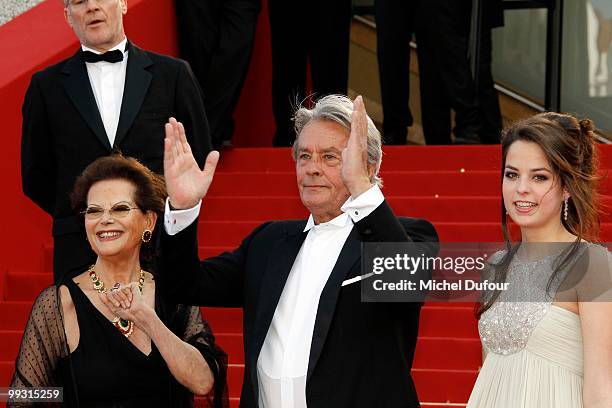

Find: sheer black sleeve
<box><xmin>8</xmin><ymin>286</ymin><xmax>68</xmax><ymax>407</ymax></box>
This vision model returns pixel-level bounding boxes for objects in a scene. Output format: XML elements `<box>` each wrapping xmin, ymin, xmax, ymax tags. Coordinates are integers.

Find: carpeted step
<box><xmin>202</xmin><ymin>307</ymin><xmax>242</xmax><ymax>333</ymax></box>
<box><xmin>0</xmin><ymin>362</ymin><xmax>13</xmax><ymax>387</ymax></box>
<box><xmin>0</xmin><ymin>331</ymin><xmax>20</xmax><ymax>362</ymax></box>
<box><xmin>227</xmin><ymin>363</ymin><xmax>244</xmax><ymax>398</ymax></box>
<box><xmin>4</xmin><ymin>272</ymin><xmax>52</xmax><ymax>301</ymax></box>
<box><xmin>412</xmin><ymin>368</ymin><xmax>478</xmax><ymax>402</ymax></box>
<box><xmin>413</xmin><ymin>338</ymin><xmax>481</xmax><ymax>370</ymax></box>
<box><xmin>419</xmin><ymin>306</ymin><xmax>478</xmax><ymax>338</ymax></box>
<box><xmin>216</xmin><ymin>333</ymin><xmax>244</xmax><ymax>364</ymax></box>
<box><xmin>424</xmin><ymin>302</ymin><xmax>476</xmax><ymax>309</ymax></box>
<box><xmin>0</xmin><ymin>302</ymin><xmax>31</xmax><ymax>330</ymax></box>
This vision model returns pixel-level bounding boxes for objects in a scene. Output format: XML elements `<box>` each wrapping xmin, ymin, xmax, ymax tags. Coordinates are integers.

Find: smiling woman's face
<box><xmin>84</xmin><ymin>179</ymin><xmax>154</xmax><ymax>259</ymax></box>
<box><xmin>502</xmin><ymin>140</ymin><xmax>567</xmax><ymax>233</ymax></box>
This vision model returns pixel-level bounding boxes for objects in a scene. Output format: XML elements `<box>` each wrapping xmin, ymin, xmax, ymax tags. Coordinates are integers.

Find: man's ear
<box><xmin>64</xmin><ymin>6</ymin><xmax>73</xmax><ymax>28</ymax></box>
<box><xmin>367</xmin><ymin>163</ymin><xmax>376</xmax><ymax>184</ymax></box>
<box><xmin>121</xmin><ymin>0</ymin><xmax>128</xmax><ymax>15</ymax></box>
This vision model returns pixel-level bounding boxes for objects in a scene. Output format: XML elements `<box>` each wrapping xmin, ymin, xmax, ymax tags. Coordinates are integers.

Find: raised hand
<box><xmin>341</xmin><ymin>96</ymin><xmax>373</xmax><ymax>198</ymax></box>
<box><xmin>164</xmin><ymin>117</ymin><xmax>220</xmax><ymax>209</ymax></box>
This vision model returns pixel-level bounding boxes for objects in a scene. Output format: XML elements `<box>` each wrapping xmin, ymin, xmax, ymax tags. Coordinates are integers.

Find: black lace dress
<box><xmin>9</xmin><ymin>273</ymin><xmax>227</xmax><ymax>408</ymax></box>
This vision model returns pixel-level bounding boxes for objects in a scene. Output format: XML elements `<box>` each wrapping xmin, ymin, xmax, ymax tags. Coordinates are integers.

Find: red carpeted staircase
<box><xmin>3</xmin><ymin>145</ymin><xmax>611</xmax><ymax>407</ymax></box>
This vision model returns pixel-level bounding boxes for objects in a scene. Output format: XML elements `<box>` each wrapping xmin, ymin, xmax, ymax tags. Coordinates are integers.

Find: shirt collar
<box><xmin>82</xmin><ymin>37</ymin><xmax>128</xmax><ymax>55</ymax></box>
<box><xmin>303</xmin><ymin>210</ymin><xmax>352</xmax><ymax>232</ymax></box>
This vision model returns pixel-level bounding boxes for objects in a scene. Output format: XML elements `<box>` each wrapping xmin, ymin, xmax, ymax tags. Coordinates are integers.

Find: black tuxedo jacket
<box><xmin>21</xmin><ymin>42</ymin><xmax>210</xmax><ymax>279</ymax></box>
<box><xmin>160</xmin><ymin>201</ymin><xmax>439</xmax><ymax>407</ymax></box>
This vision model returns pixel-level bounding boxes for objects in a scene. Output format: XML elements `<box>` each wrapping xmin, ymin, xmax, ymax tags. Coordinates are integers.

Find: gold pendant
<box><xmin>112</xmin><ymin>316</ymin><xmax>134</xmax><ymax>338</ymax></box>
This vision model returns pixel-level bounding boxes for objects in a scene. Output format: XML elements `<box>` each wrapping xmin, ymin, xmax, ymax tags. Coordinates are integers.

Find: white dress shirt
<box><xmin>164</xmin><ymin>186</ymin><xmax>384</xmax><ymax>407</ymax></box>
<box><xmin>82</xmin><ymin>37</ymin><xmax>129</xmax><ymax>147</ymax></box>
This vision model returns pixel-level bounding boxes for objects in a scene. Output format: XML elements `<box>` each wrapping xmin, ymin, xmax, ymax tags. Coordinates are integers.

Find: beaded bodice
<box><xmin>478</xmin><ymin>253</ymin><xmax>562</xmax><ymax>355</ymax></box>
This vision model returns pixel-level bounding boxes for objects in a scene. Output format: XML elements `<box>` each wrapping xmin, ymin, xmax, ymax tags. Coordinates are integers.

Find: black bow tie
<box><xmin>82</xmin><ymin>49</ymin><xmax>124</xmax><ymax>63</ymax></box>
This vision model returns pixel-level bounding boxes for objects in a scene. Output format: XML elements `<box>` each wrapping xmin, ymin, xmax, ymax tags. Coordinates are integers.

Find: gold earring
<box><xmin>141</xmin><ymin>229</ymin><xmax>152</xmax><ymax>243</ymax></box>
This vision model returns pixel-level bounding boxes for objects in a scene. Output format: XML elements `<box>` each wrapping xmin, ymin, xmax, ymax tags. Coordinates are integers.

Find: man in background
<box><xmin>176</xmin><ymin>0</ymin><xmax>261</xmax><ymax>148</ymax></box>
<box><xmin>268</xmin><ymin>0</ymin><xmax>352</xmax><ymax>147</ymax></box>
<box><xmin>21</xmin><ymin>0</ymin><xmax>210</xmax><ymax>282</ymax></box>
<box><xmin>416</xmin><ymin>0</ymin><xmax>504</xmax><ymax>144</ymax></box>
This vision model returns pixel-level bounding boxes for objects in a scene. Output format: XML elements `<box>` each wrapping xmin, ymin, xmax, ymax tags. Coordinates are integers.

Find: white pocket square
<box><xmin>341</xmin><ymin>272</ymin><xmax>375</xmax><ymax>287</ymax></box>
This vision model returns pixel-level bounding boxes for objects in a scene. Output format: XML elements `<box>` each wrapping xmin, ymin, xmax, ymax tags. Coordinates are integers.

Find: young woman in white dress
<box><xmin>467</xmin><ymin>112</ymin><xmax>612</xmax><ymax>408</ymax></box>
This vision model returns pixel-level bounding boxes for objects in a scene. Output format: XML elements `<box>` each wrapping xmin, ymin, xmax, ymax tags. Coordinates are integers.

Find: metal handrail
<box><xmin>470</xmin><ymin>0</ymin><xmax>564</xmax><ymax>112</ymax></box>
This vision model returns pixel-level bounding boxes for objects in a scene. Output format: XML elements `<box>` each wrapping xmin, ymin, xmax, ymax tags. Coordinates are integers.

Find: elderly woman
<box><xmin>9</xmin><ymin>154</ymin><xmax>227</xmax><ymax>407</ymax></box>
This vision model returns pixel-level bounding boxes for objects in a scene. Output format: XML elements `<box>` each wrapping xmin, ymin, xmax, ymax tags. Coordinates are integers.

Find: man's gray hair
<box><xmin>292</xmin><ymin>94</ymin><xmax>383</xmax><ymax>187</ymax></box>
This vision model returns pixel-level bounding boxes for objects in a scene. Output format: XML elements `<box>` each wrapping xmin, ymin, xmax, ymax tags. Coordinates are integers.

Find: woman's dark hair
<box><xmin>476</xmin><ymin>112</ymin><xmax>601</xmax><ymax>318</ymax></box>
<box><xmin>70</xmin><ymin>152</ymin><xmax>167</xmax><ymax>259</ymax></box>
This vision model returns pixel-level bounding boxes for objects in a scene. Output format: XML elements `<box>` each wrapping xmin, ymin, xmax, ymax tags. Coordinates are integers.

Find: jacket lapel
<box><xmin>306</xmin><ymin>227</ymin><xmax>361</xmax><ymax>381</ymax></box>
<box><xmin>61</xmin><ymin>50</ymin><xmax>111</xmax><ymax>150</ymax></box>
<box><xmin>114</xmin><ymin>42</ymin><xmax>152</xmax><ymax>147</ymax></box>
<box><xmin>248</xmin><ymin>224</ymin><xmax>307</xmax><ymax>398</ymax></box>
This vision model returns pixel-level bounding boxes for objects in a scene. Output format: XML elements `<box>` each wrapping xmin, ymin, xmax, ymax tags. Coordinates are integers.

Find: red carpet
<box><xmin>3</xmin><ymin>145</ymin><xmax>612</xmax><ymax>407</ymax></box>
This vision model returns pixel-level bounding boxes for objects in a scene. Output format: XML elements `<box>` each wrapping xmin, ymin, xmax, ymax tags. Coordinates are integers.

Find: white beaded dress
<box><xmin>467</xmin><ymin>251</ymin><xmax>585</xmax><ymax>408</ymax></box>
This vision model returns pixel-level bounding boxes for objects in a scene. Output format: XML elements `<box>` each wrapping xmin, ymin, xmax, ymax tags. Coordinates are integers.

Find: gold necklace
<box><xmin>88</xmin><ymin>265</ymin><xmax>145</xmax><ymax>338</ymax></box>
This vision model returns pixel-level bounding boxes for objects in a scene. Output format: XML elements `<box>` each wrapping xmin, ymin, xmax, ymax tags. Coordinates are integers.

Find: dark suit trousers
<box><xmin>416</xmin><ymin>0</ymin><xmax>481</xmax><ymax>145</ymax></box>
<box><xmin>375</xmin><ymin>0</ymin><xmax>418</xmax><ymax>145</ymax></box>
<box><xmin>477</xmin><ymin>28</ymin><xmax>503</xmax><ymax>144</ymax></box>
<box><xmin>176</xmin><ymin>0</ymin><xmax>261</xmax><ymax>146</ymax></box>
<box><xmin>269</xmin><ymin>0</ymin><xmax>352</xmax><ymax>146</ymax></box>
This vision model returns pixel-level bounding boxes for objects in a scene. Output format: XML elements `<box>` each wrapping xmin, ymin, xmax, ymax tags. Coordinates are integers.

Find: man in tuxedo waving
<box><xmin>21</xmin><ymin>0</ymin><xmax>210</xmax><ymax>282</ymax></box>
<box><xmin>159</xmin><ymin>95</ymin><xmax>438</xmax><ymax>407</ymax></box>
